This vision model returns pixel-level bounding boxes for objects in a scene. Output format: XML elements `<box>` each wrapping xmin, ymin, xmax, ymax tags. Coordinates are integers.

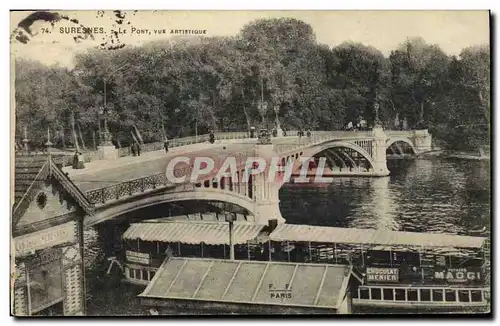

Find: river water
<box><xmin>83</xmin><ymin>158</ymin><xmax>491</xmax><ymax>315</ymax></box>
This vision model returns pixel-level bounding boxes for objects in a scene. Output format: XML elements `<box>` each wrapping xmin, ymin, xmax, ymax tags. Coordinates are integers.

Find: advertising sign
<box><xmin>433</xmin><ymin>268</ymin><xmax>482</xmax><ymax>283</ymax></box>
<box><xmin>15</xmin><ymin>222</ymin><xmax>77</xmax><ymax>257</ymax></box>
<box><xmin>126</xmin><ymin>251</ymin><xmax>150</xmax><ymax>265</ymax></box>
<box><xmin>366</xmin><ymin>267</ymin><xmax>399</xmax><ymax>282</ymax></box>
<box><xmin>26</xmin><ymin>249</ymin><xmax>63</xmax><ymax>314</ymax></box>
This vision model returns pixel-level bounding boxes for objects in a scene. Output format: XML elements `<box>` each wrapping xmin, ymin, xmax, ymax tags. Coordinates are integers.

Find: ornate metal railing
<box><xmin>84</xmin><ymin>149</ymin><xmax>254</xmax><ymax>206</ymax></box>
<box><xmin>82</xmin><ymin>129</ymin><xmax>430</xmax><ymax>205</ymax></box>
<box><xmin>274</xmin><ymin>131</ymin><xmax>373</xmax><ymax>155</ymax></box>
<box><xmin>86</xmin><ymin>172</ymin><xmax>169</xmax><ymax>204</ymax></box>
<box><xmin>85</xmin><ymin>162</ymin><xmax>199</xmax><ymax>205</ymax></box>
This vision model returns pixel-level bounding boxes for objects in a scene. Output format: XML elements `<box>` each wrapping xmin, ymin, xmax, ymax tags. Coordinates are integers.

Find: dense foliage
<box><xmin>14</xmin><ymin>18</ymin><xmax>490</xmax><ymax>151</ymax></box>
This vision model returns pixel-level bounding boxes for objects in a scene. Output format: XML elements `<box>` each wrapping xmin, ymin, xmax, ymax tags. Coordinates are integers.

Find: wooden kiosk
<box><xmin>11</xmin><ymin>154</ymin><xmax>94</xmax><ymax>316</ymax></box>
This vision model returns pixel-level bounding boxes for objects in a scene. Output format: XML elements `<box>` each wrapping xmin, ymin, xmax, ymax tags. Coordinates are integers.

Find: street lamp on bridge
<box><xmin>99</xmin><ymin>106</ymin><xmax>113</xmax><ymax>146</ymax></box>
<box><xmin>257</xmin><ymin>76</ymin><xmax>271</xmax><ymax>145</ymax></box>
<box><xmin>374</xmin><ymin>102</ymin><xmax>382</xmax><ymax>128</ymax></box>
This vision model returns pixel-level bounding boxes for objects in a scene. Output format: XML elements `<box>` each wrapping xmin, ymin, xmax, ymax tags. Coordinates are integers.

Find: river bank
<box><xmin>419</xmin><ymin>149</ymin><xmax>490</xmax><ymax>161</ymax></box>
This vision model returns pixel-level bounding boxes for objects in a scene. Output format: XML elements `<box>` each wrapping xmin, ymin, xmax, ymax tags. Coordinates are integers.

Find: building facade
<box><xmin>11</xmin><ymin>155</ymin><xmax>94</xmax><ymax>316</ymax></box>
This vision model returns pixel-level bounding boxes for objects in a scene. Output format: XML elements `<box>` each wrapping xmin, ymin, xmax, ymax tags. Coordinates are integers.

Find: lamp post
<box><xmin>45</xmin><ymin>128</ymin><xmax>53</xmax><ymax>151</ymax></box>
<box><xmin>99</xmin><ymin>107</ymin><xmax>113</xmax><ymax>146</ymax></box>
<box><xmin>99</xmin><ymin>63</ymin><xmax>130</xmax><ymax>146</ymax></box>
<box><xmin>273</xmin><ymin>105</ymin><xmax>282</xmax><ymax>137</ymax></box>
<box><xmin>22</xmin><ymin>126</ymin><xmax>29</xmax><ymax>153</ymax></box>
<box><xmin>374</xmin><ymin>102</ymin><xmax>382</xmax><ymax>128</ymax></box>
<box><xmin>225</xmin><ymin>212</ymin><xmax>237</xmax><ymax>260</ymax></box>
<box><xmin>257</xmin><ymin>75</ymin><xmax>271</xmax><ymax>145</ymax></box>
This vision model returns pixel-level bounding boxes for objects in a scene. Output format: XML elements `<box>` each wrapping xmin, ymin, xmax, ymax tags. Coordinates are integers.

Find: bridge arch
<box><xmin>85</xmin><ymin>188</ymin><xmax>258</xmax><ymax>228</ymax></box>
<box><xmin>386</xmin><ymin>137</ymin><xmax>416</xmax><ymax>155</ymax></box>
<box><xmin>301</xmin><ymin>140</ymin><xmax>377</xmax><ymax>171</ymax></box>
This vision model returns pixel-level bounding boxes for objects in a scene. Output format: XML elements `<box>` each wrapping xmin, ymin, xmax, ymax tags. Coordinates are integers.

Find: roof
<box><xmin>140</xmin><ymin>257</ymin><xmax>354</xmax><ymax>310</ymax></box>
<box><xmin>269</xmin><ymin>224</ymin><xmax>487</xmax><ymax>249</ymax></box>
<box><xmin>14</xmin><ymin>155</ymin><xmax>49</xmax><ymax>208</ymax></box>
<box><xmin>13</xmin><ymin>154</ymin><xmax>94</xmax><ymax>226</ymax></box>
<box><xmin>123</xmin><ymin>221</ymin><xmax>267</xmax><ymax>245</ymax></box>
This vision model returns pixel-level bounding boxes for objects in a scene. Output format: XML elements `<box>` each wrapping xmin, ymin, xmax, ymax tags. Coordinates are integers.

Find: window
<box><xmin>204</xmin><ymin>180</ymin><xmax>210</xmax><ymax>188</ymax></box>
<box><xmin>458</xmin><ymin>290</ymin><xmax>470</xmax><ymax>303</ymax></box>
<box><xmin>141</xmin><ymin>270</ymin><xmax>148</xmax><ymax>281</ymax></box>
<box><xmin>383</xmin><ymin>288</ymin><xmax>394</xmax><ymax>301</ymax></box>
<box><xmin>149</xmin><ymin>271</ymin><xmax>155</xmax><ymax>280</ymax></box>
<box><xmin>420</xmin><ymin>289</ymin><xmax>431</xmax><ymax>302</ymax></box>
<box><xmin>470</xmin><ymin>290</ymin><xmax>483</xmax><ymax>302</ymax></box>
<box><xmin>432</xmin><ymin>289</ymin><xmax>444</xmax><ymax>302</ymax></box>
<box><xmin>407</xmin><ymin>289</ymin><xmax>418</xmax><ymax>301</ymax></box>
<box><xmin>36</xmin><ymin>192</ymin><xmax>48</xmax><ymax>209</ymax></box>
<box><xmin>360</xmin><ymin>288</ymin><xmax>369</xmax><ymax>299</ymax></box>
<box><xmin>395</xmin><ymin>289</ymin><xmax>406</xmax><ymax>301</ymax></box>
<box><xmin>445</xmin><ymin>290</ymin><xmax>457</xmax><ymax>302</ymax></box>
<box><xmin>370</xmin><ymin>288</ymin><xmax>382</xmax><ymax>300</ymax></box>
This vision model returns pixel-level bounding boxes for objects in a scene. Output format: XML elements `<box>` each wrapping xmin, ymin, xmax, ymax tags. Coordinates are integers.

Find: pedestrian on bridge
<box><xmin>306</xmin><ymin>130</ymin><xmax>311</xmax><ymax>137</ymax></box>
<box><xmin>209</xmin><ymin>131</ymin><xmax>215</xmax><ymax>144</ymax></box>
<box><xmin>250</xmin><ymin>126</ymin><xmax>256</xmax><ymax>138</ymax></box>
<box><xmin>136</xmin><ymin>142</ymin><xmax>141</xmax><ymax>156</ymax></box>
<box><xmin>164</xmin><ymin>139</ymin><xmax>169</xmax><ymax>153</ymax></box>
<box><xmin>77</xmin><ymin>152</ymin><xmax>85</xmax><ymax>169</ymax></box>
<box><xmin>131</xmin><ymin>143</ymin><xmax>136</xmax><ymax>156</ymax></box>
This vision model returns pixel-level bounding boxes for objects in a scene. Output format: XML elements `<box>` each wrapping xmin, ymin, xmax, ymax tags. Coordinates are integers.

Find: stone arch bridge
<box><xmin>64</xmin><ymin>128</ymin><xmax>432</xmax><ymax>228</ymax></box>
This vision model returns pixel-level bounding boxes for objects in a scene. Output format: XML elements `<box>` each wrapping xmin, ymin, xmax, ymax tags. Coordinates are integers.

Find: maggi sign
<box><xmin>366</xmin><ymin>267</ymin><xmax>399</xmax><ymax>282</ymax></box>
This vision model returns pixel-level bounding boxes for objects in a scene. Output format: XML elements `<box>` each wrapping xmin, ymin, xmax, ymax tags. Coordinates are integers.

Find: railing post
<box><xmin>128</xmin><ymin>181</ymin><xmax>133</xmax><ymax>196</ymax></box>
<box><xmin>141</xmin><ymin>177</ymin><xmax>145</xmax><ymax>192</ymax></box>
<box><xmin>101</xmin><ymin>188</ymin><xmax>106</xmax><ymax>204</ymax></box>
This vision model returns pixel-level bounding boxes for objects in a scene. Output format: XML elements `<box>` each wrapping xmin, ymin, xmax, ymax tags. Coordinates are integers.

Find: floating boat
<box><xmin>118</xmin><ymin>220</ymin><xmax>490</xmax><ymax>312</ymax></box>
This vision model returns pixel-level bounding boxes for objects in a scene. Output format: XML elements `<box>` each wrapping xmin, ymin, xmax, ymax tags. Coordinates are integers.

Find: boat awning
<box><xmin>139</xmin><ymin>257</ymin><xmax>355</xmax><ymax>310</ymax></box>
<box><xmin>269</xmin><ymin>224</ymin><xmax>487</xmax><ymax>249</ymax></box>
<box><xmin>123</xmin><ymin>221</ymin><xmax>266</xmax><ymax>245</ymax></box>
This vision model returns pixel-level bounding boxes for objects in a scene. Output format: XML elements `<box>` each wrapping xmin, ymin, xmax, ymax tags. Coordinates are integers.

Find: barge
<box><xmin>117</xmin><ymin>219</ymin><xmax>490</xmax><ymax>312</ymax></box>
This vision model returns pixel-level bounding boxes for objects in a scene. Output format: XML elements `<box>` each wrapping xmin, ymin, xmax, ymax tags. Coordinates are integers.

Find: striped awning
<box><xmin>269</xmin><ymin>224</ymin><xmax>487</xmax><ymax>249</ymax></box>
<box><xmin>123</xmin><ymin>221</ymin><xmax>267</xmax><ymax>245</ymax></box>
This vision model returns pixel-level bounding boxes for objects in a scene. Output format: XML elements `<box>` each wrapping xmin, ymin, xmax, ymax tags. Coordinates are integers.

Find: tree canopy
<box><xmin>14</xmin><ymin>18</ymin><xmax>490</xmax><ymax>151</ymax></box>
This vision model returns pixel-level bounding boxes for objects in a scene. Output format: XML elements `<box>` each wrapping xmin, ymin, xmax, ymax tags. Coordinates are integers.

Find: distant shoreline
<box><xmin>420</xmin><ymin>149</ymin><xmax>490</xmax><ymax>161</ymax></box>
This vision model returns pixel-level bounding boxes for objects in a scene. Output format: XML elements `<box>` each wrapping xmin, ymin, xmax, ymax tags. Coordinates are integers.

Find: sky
<box><xmin>10</xmin><ymin>10</ymin><xmax>490</xmax><ymax>68</ymax></box>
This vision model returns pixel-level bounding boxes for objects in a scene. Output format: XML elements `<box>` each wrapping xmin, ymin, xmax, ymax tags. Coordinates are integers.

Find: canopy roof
<box><xmin>140</xmin><ymin>257</ymin><xmax>355</xmax><ymax>310</ymax></box>
<box><xmin>123</xmin><ymin>221</ymin><xmax>266</xmax><ymax>245</ymax></box>
<box><xmin>269</xmin><ymin>224</ymin><xmax>487</xmax><ymax>249</ymax></box>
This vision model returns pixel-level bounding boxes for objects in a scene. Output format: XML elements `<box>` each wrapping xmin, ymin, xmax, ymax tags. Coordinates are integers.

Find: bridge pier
<box><xmin>371</xmin><ymin>126</ymin><xmax>391</xmax><ymax>176</ymax></box>
<box><xmin>97</xmin><ymin>145</ymin><xmax>119</xmax><ymax>160</ymax></box>
<box><xmin>251</xmin><ymin>144</ymin><xmax>286</xmax><ymax>225</ymax></box>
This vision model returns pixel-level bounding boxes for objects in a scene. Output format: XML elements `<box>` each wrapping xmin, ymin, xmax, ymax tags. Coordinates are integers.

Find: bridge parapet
<box><xmin>274</xmin><ymin>131</ymin><xmax>374</xmax><ymax>156</ymax></box>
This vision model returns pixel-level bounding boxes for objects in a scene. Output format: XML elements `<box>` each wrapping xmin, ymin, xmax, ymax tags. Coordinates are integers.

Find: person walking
<box><xmin>72</xmin><ymin>151</ymin><xmax>79</xmax><ymax>169</ymax></box>
<box><xmin>77</xmin><ymin>152</ymin><xmax>85</xmax><ymax>169</ymax></box>
<box><xmin>131</xmin><ymin>143</ymin><xmax>136</xmax><ymax>156</ymax></box>
<box><xmin>164</xmin><ymin>139</ymin><xmax>169</xmax><ymax>153</ymax></box>
<box><xmin>136</xmin><ymin>142</ymin><xmax>141</xmax><ymax>156</ymax></box>
<box><xmin>249</xmin><ymin>126</ymin><xmax>255</xmax><ymax>138</ymax></box>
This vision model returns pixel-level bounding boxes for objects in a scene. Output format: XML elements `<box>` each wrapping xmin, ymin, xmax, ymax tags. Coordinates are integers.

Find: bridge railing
<box><xmin>274</xmin><ymin>131</ymin><xmax>373</xmax><ymax>155</ymax></box>
<box><xmin>86</xmin><ymin>172</ymin><xmax>169</xmax><ymax>204</ymax></box>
